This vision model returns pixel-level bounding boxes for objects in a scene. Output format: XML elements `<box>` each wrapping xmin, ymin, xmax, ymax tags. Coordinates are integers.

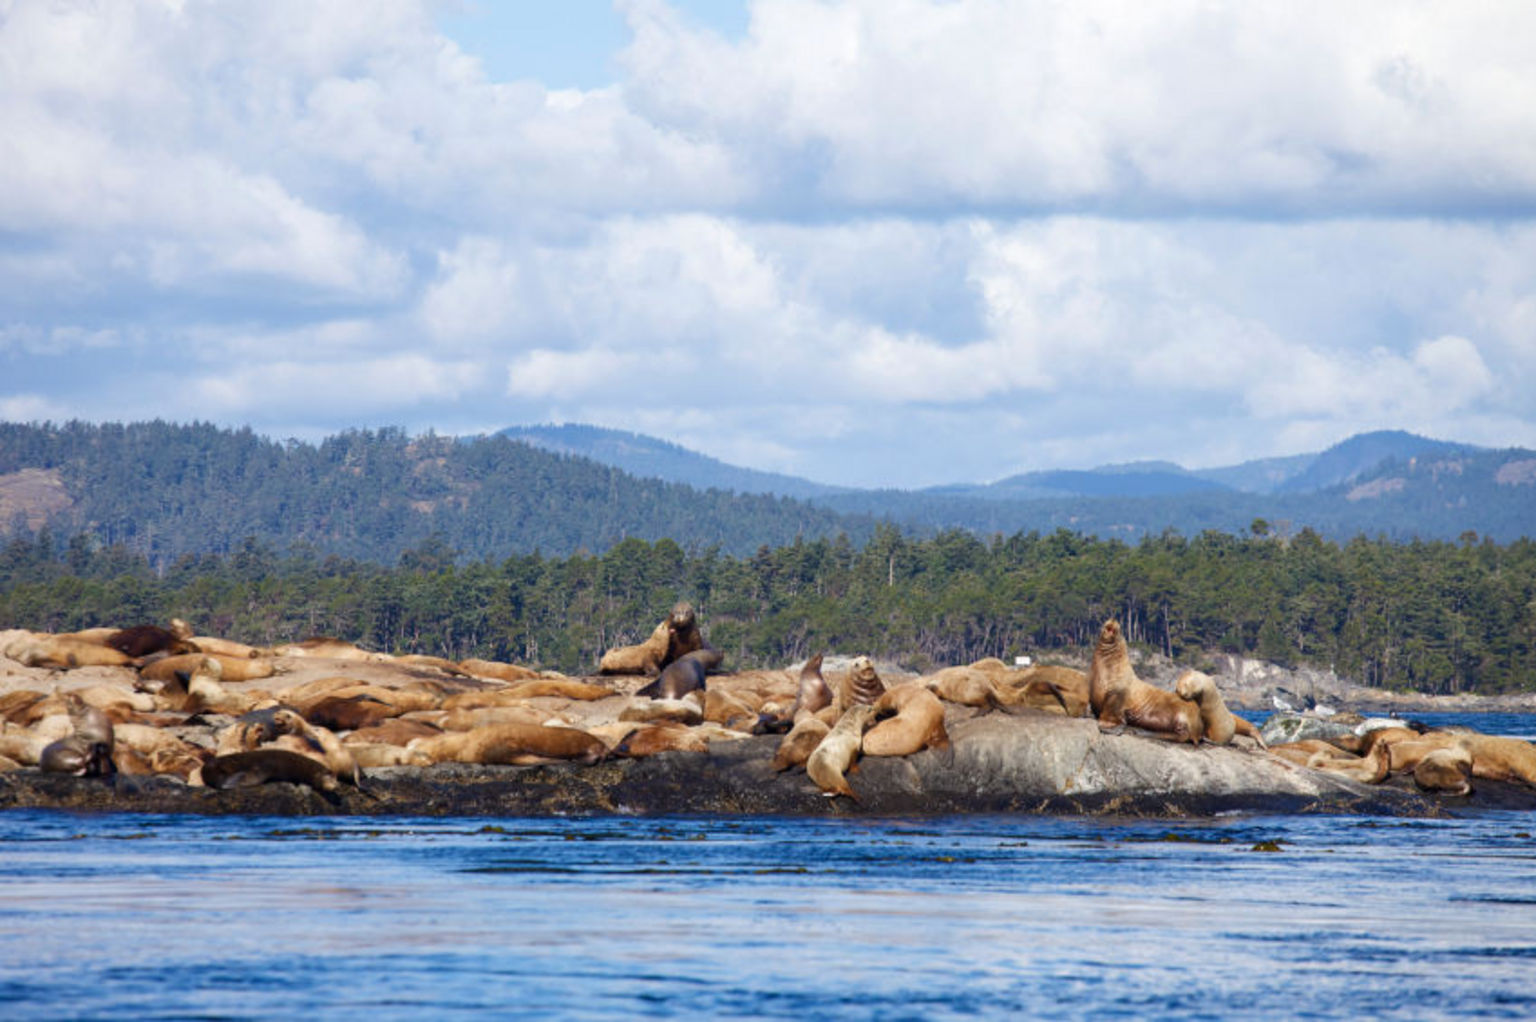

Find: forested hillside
<box><xmin>3</xmin><ymin>526</ymin><xmax>1531</xmax><ymax>695</ymax></box>
<box><xmin>0</xmin><ymin>421</ymin><xmax>872</xmax><ymax>562</ymax></box>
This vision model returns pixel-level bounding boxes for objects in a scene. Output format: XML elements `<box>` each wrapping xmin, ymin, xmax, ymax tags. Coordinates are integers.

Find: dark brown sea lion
<box><xmin>843</xmin><ymin>655</ymin><xmax>886</xmax><ymax>708</ymax></box>
<box><xmin>39</xmin><ymin>694</ymin><xmax>117</xmax><ymax>777</ymax></box>
<box><xmin>636</xmin><ymin>656</ymin><xmax>707</xmax><ymax>701</ymax></box>
<box><xmin>106</xmin><ymin>624</ymin><xmax>196</xmax><ymax>658</ymax></box>
<box><xmin>304</xmin><ymin>694</ymin><xmax>402</xmax><ymax>732</ymax></box>
<box><xmin>1087</xmin><ymin>620</ymin><xmax>1201</xmax><ymax>744</ymax></box>
<box><xmin>659</xmin><ymin>601</ymin><xmax>708</xmax><ymax>670</ymax></box>
<box><xmin>200</xmin><ymin>749</ymin><xmax>339</xmax><ymax>792</ymax></box>
<box><xmin>753</xmin><ymin>653</ymin><xmax>833</xmax><ymax>734</ymax></box>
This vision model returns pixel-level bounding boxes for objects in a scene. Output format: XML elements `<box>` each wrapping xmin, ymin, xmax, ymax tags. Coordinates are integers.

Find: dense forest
<box><xmin>3</xmin><ymin>526</ymin><xmax>1532</xmax><ymax>695</ymax></box>
<box><xmin>0</xmin><ymin>421</ymin><xmax>872</xmax><ymax>561</ymax></box>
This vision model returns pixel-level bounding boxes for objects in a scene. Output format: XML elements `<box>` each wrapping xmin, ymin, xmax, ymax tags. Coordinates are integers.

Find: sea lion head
<box><xmin>668</xmin><ymin>602</ymin><xmax>696</xmax><ymax>632</ymax></box>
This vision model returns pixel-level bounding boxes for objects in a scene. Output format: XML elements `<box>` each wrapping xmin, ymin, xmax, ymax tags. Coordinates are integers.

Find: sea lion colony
<box><xmin>1</xmin><ymin>609</ymin><xmax>1532</xmax><ymax>805</ymax></box>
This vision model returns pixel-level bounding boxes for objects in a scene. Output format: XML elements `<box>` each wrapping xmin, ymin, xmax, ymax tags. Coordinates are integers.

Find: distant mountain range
<box><xmin>499</xmin><ymin>424</ymin><xmax>1536</xmax><ymax>544</ymax></box>
<box><xmin>1</xmin><ymin>421</ymin><xmax>1532</xmax><ymax>565</ymax></box>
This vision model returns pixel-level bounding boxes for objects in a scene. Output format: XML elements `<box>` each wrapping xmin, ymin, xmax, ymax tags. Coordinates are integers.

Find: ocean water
<box><xmin>2</xmin><ymin>714</ymin><xmax>1535</xmax><ymax>1020</ymax></box>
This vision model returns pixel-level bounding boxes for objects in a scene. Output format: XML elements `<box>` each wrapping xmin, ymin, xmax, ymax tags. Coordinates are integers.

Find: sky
<box><xmin>2</xmin><ymin>1</ymin><xmax>1535</xmax><ymax>489</ymax></box>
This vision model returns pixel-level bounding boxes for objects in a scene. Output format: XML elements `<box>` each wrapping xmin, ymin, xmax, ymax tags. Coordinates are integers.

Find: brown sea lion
<box><xmin>772</xmin><ymin>715</ymin><xmax>831</xmax><ymax>772</ymax></box>
<box><xmin>0</xmin><ymin>690</ymin><xmax>48</xmax><ymax>725</ymax></box>
<box><xmin>659</xmin><ymin>601</ymin><xmax>709</xmax><ymax>670</ymax></box>
<box><xmin>598</xmin><ymin>620</ymin><xmax>673</xmax><ymax>676</ymax></box>
<box><xmin>752</xmin><ymin>654</ymin><xmax>831</xmax><ymax>735</ymax></box>
<box><xmin>1414</xmin><ymin>745</ymin><xmax>1474</xmax><ymax>796</ymax></box>
<box><xmin>106</xmin><ymin>624</ymin><xmax>196</xmax><ymax>658</ymax></box>
<box><xmin>807</xmin><ymin>703</ymin><xmax>875</xmax><ymax>800</ymax></box>
<box><xmin>410</xmin><ymin>723</ymin><xmax>608</xmax><ymax>766</ymax></box>
<box><xmin>636</xmin><ymin>657</ymin><xmax>707</xmax><ymax>700</ymax></box>
<box><xmin>1087</xmin><ymin>620</ymin><xmax>1201</xmax><ymax>744</ymax></box>
<box><xmin>1174</xmin><ymin>670</ymin><xmax>1265</xmax><ymax>747</ymax></box>
<box><xmin>303</xmin><ymin>695</ymin><xmax>403</xmax><ymax>732</ymax></box>
<box><xmin>345</xmin><ymin>718</ymin><xmax>444</xmax><ymax>746</ymax></box>
<box><xmin>703</xmin><ymin>689</ymin><xmax>758</xmax><ymax>730</ymax></box>
<box><xmin>843</xmin><ymin>656</ymin><xmax>887</xmax><ymax>708</ymax></box>
<box><xmin>863</xmin><ymin>685</ymin><xmax>949</xmax><ymax>758</ymax></box>
<box><xmin>923</xmin><ymin>666</ymin><xmax>998</xmax><ymax>708</ymax></box>
<box><xmin>270</xmin><ymin>709</ymin><xmax>363</xmax><ymax>785</ymax></box>
<box><xmin>39</xmin><ymin>694</ymin><xmax>116</xmax><ymax>777</ymax></box>
<box><xmin>140</xmin><ymin>652</ymin><xmax>277</xmax><ymax>686</ymax></box>
<box><xmin>199</xmin><ymin>749</ymin><xmax>339</xmax><ymax>792</ymax></box>
<box><xmin>613</xmin><ymin>722</ymin><xmax>710</xmax><ymax>758</ymax></box>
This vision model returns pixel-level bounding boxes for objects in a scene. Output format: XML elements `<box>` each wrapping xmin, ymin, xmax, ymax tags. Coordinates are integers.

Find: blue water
<box><xmin>3</xmin><ymin>810</ymin><xmax>1535</xmax><ymax>1019</ymax></box>
<box><xmin>3</xmin><ymin>710</ymin><xmax>1536</xmax><ymax>1019</ymax></box>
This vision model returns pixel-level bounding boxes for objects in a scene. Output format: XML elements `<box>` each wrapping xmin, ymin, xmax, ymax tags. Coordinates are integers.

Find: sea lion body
<box><xmin>807</xmin><ymin>704</ymin><xmax>875</xmax><ymax>800</ymax></box>
<box><xmin>659</xmin><ymin>601</ymin><xmax>708</xmax><ymax>670</ymax></box>
<box><xmin>200</xmin><ymin>749</ymin><xmax>339</xmax><ymax>792</ymax></box>
<box><xmin>106</xmin><ymin>625</ymin><xmax>195</xmax><ymax>658</ymax></box>
<box><xmin>636</xmin><ymin>657</ymin><xmax>707</xmax><ymax>701</ymax></box>
<box><xmin>140</xmin><ymin>652</ymin><xmax>277</xmax><ymax>686</ymax></box>
<box><xmin>773</xmin><ymin>715</ymin><xmax>831</xmax><ymax>772</ymax></box>
<box><xmin>458</xmin><ymin>658</ymin><xmax>542</xmax><ymax>683</ymax></box>
<box><xmin>1414</xmin><ymin>746</ymin><xmax>1473</xmax><ymax>795</ymax></box>
<box><xmin>598</xmin><ymin>621</ymin><xmax>673</xmax><ymax>676</ymax></box>
<box><xmin>1174</xmin><ymin>670</ymin><xmax>1264</xmax><ymax>747</ymax></box>
<box><xmin>1088</xmin><ymin>620</ymin><xmax>1201</xmax><ymax>744</ymax></box>
<box><xmin>863</xmin><ymin>685</ymin><xmax>949</xmax><ymax>758</ymax></box>
<box><xmin>410</xmin><ymin>723</ymin><xmax>607</xmax><ymax>766</ymax></box>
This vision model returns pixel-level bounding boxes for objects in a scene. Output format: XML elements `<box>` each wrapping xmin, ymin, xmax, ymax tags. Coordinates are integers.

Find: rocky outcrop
<box><xmin>0</xmin><ymin>713</ymin><xmax>1465</xmax><ymax>818</ymax></box>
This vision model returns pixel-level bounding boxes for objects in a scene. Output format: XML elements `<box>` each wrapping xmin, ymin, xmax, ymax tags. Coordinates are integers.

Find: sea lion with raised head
<box><xmin>806</xmin><ymin>703</ymin><xmax>875</xmax><ymax>800</ymax></box>
<box><xmin>753</xmin><ymin>654</ymin><xmax>831</xmax><ymax>735</ymax></box>
<box><xmin>598</xmin><ymin>620</ymin><xmax>673</xmax><ymax>676</ymax></box>
<box><xmin>38</xmin><ymin>694</ymin><xmax>116</xmax><ymax>777</ymax></box>
<box><xmin>1088</xmin><ymin>620</ymin><xmax>1202</xmax><ymax>744</ymax></box>
<box><xmin>843</xmin><ymin>656</ymin><xmax>887</xmax><ymax>708</ymax></box>
<box><xmin>659</xmin><ymin>601</ymin><xmax>711</xmax><ymax>670</ymax></box>
<box><xmin>1174</xmin><ymin>670</ymin><xmax>1265</xmax><ymax>747</ymax></box>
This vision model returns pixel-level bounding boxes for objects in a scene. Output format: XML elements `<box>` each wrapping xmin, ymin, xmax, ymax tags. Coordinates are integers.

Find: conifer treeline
<box><xmin>2</xmin><ymin>525</ymin><xmax>1533</xmax><ymax>694</ymax></box>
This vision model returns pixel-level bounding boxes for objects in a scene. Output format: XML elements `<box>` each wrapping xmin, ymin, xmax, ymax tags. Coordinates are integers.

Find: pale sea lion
<box><xmin>598</xmin><ymin>620</ymin><xmax>673</xmax><ymax>676</ymax></box>
<box><xmin>807</xmin><ymin>703</ymin><xmax>875</xmax><ymax>800</ymax></box>
<box><xmin>410</xmin><ymin>723</ymin><xmax>607</xmax><ymax>766</ymax></box>
<box><xmin>4</xmin><ymin>633</ymin><xmax>136</xmax><ymax>669</ymax></box>
<box><xmin>843</xmin><ymin>656</ymin><xmax>886</xmax><ymax>708</ymax></box>
<box><xmin>1087</xmin><ymin>620</ymin><xmax>1201</xmax><ymax>744</ymax></box>
<box><xmin>1174</xmin><ymin>670</ymin><xmax>1265</xmax><ymax>747</ymax></box>
<box><xmin>1414</xmin><ymin>745</ymin><xmax>1473</xmax><ymax>796</ymax></box>
<box><xmin>863</xmin><ymin>685</ymin><xmax>949</xmax><ymax>758</ymax></box>
<box><xmin>458</xmin><ymin>658</ymin><xmax>542</xmax><ymax>683</ymax></box>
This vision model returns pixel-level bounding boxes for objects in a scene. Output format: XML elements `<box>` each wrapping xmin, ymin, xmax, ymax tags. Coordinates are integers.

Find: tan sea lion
<box><xmin>1087</xmin><ymin>620</ymin><xmax>1201</xmax><ymax>744</ymax></box>
<box><xmin>752</xmin><ymin>654</ymin><xmax>831</xmax><ymax>734</ymax></box>
<box><xmin>863</xmin><ymin>685</ymin><xmax>949</xmax><ymax>758</ymax></box>
<box><xmin>348</xmin><ymin>743</ymin><xmax>432</xmax><ymax>768</ymax></box>
<box><xmin>843</xmin><ymin>656</ymin><xmax>886</xmax><ymax>708</ymax></box>
<box><xmin>439</xmin><ymin>705</ymin><xmax>563</xmax><ymax>732</ymax></box>
<box><xmin>199</xmin><ymin>749</ymin><xmax>339</xmax><ymax>793</ymax></box>
<box><xmin>1459</xmin><ymin>734</ymin><xmax>1536</xmax><ymax>788</ymax></box>
<box><xmin>267</xmin><ymin>637</ymin><xmax>378</xmax><ymax>661</ymax></box>
<box><xmin>923</xmin><ymin>666</ymin><xmax>998</xmax><ymax>708</ymax></box>
<box><xmin>703</xmin><ymin>689</ymin><xmax>758</xmax><ymax>730</ymax></box>
<box><xmin>186</xmin><ymin>657</ymin><xmax>268</xmax><ymax>715</ymax></box>
<box><xmin>807</xmin><ymin>703</ymin><xmax>875</xmax><ymax>800</ymax></box>
<box><xmin>5</xmin><ymin>633</ymin><xmax>136</xmax><ymax>669</ymax></box>
<box><xmin>0</xmin><ymin>690</ymin><xmax>48</xmax><ymax>725</ymax></box>
<box><xmin>188</xmin><ymin>635</ymin><xmax>262</xmax><ymax>659</ymax></box>
<box><xmin>618</xmin><ymin>693</ymin><xmax>705</xmax><ymax>725</ymax></box>
<box><xmin>1174</xmin><ymin>670</ymin><xmax>1265</xmax><ymax>747</ymax></box>
<box><xmin>499</xmin><ymin>679</ymin><xmax>613</xmax><ymax>701</ymax></box>
<box><xmin>1414</xmin><ymin>745</ymin><xmax>1474</xmax><ymax>795</ymax></box>
<box><xmin>389</xmin><ymin>653</ymin><xmax>470</xmax><ymax>676</ymax></box>
<box><xmin>458</xmin><ymin>658</ymin><xmax>541</xmax><ymax>683</ymax></box>
<box><xmin>409</xmin><ymin>723</ymin><xmax>607</xmax><ymax>766</ymax></box>
<box><xmin>613</xmin><ymin>722</ymin><xmax>709</xmax><ymax>758</ymax></box>
<box><xmin>772</xmin><ymin>715</ymin><xmax>831</xmax><ymax>772</ymax></box>
<box><xmin>140</xmin><ymin>652</ymin><xmax>277</xmax><ymax>686</ymax></box>
<box><xmin>1000</xmin><ymin>665</ymin><xmax>1091</xmax><ymax>717</ymax></box>
<box><xmin>345</xmin><ymin>718</ymin><xmax>444</xmax><ymax>746</ymax></box>
<box><xmin>598</xmin><ymin>620</ymin><xmax>673</xmax><ymax>676</ymax></box>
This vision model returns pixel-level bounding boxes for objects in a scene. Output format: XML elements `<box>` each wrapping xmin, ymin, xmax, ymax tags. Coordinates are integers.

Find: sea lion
<box><xmin>923</xmin><ymin>666</ymin><xmax>998</xmax><ymax>708</ymax></box>
<box><xmin>678</xmin><ymin>646</ymin><xmax>725</xmax><ymax>674</ymax></box>
<box><xmin>199</xmin><ymin>749</ymin><xmax>339</xmax><ymax>792</ymax></box>
<box><xmin>702</xmin><ymin>689</ymin><xmax>758</xmax><ymax>730</ymax></box>
<box><xmin>598</xmin><ymin>620</ymin><xmax>673</xmax><ymax>676</ymax></box>
<box><xmin>345</xmin><ymin>718</ymin><xmax>444</xmax><ymax>746</ymax></box>
<box><xmin>410</xmin><ymin>723</ymin><xmax>608</xmax><ymax>766</ymax></box>
<box><xmin>186</xmin><ymin>657</ymin><xmax>270</xmax><ymax>715</ymax></box>
<box><xmin>807</xmin><ymin>703</ymin><xmax>875</xmax><ymax>800</ymax></box>
<box><xmin>863</xmin><ymin>685</ymin><xmax>949</xmax><ymax>758</ymax></box>
<box><xmin>458</xmin><ymin>658</ymin><xmax>542</xmax><ymax>683</ymax></box>
<box><xmin>1414</xmin><ymin>745</ymin><xmax>1474</xmax><ymax>796</ymax></box>
<box><xmin>753</xmin><ymin>654</ymin><xmax>831</xmax><ymax>734</ymax></box>
<box><xmin>636</xmin><ymin>657</ymin><xmax>707</xmax><ymax>700</ymax></box>
<box><xmin>1087</xmin><ymin>620</ymin><xmax>1202</xmax><ymax>744</ymax></box>
<box><xmin>499</xmin><ymin>679</ymin><xmax>612</xmax><ymax>701</ymax></box>
<box><xmin>772</xmin><ymin>715</ymin><xmax>831</xmax><ymax>772</ymax></box>
<box><xmin>270</xmin><ymin>709</ymin><xmax>363</xmax><ymax>785</ymax></box>
<box><xmin>999</xmin><ymin>665</ymin><xmax>1091</xmax><ymax>717</ymax></box>
<box><xmin>1174</xmin><ymin>670</ymin><xmax>1265</xmax><ymax>747</ymax></box>
<box><xmin>140</xmin><ymin>652</ymin><xmax>276</xmax><ymax>686</ymax></box>
<box><xmin>1459</xmin><ymin>734</ymin><xmax>1536</xmax><ymax>788</ymax></box>
<box><xmin>843</xmin><ymin>656</ymin><xmax>887</xmax><ymax>708</ymax></box>
<box><xmin>613</xmin><ymin>722</ymin><xmax>710</xmax><ymax>758</ymax></box>
<box><xmin>659</xmin><ymin>601</ymin><xmax>710</xmax><ymax>670</ymax></box>
<box><xmin>618</xmin><ymin>693</ymin><xmax>705</xmax><ymax>725</ymax></box>
<box><xmin>347</xmin><ymin>743</ymin><xmax>432</xmax><ymax>768</ymax></box>
<box><xmin>4</xmin><ymin>633</ymin><xmax>136</xmax><ymax>669</ymax></box>
<box><xmin>439</xmin><ymin>705</ymin><xmax>565</xmax><ymax>732</ymax></box>
<box><xmin>303</xmin><ymin>694</ymin><xmax>403</xmax><ymax>732</ymax></box>
<box><xmin>106</xmin><ymin>624</ymin><xmax>195</xmax><ymax>658</ymax></box>
<box><xmin>188</xmin><ymin>635</ymin><xmax>262</xmax><ymax>659</ymax></box>
<box><xmin>267</xmin><ymin>637</ymin><xmax>379</xmax><ymax>661</ymax></box>
<box><xmin>389</xmin><ymin>653</ymin><xmax>470</xmax><ymax>676</ymax></box>
<box><xmin>38</xmin><ymin>694</ymin><xmax>117</xmax><ymax>777</ymax></box>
